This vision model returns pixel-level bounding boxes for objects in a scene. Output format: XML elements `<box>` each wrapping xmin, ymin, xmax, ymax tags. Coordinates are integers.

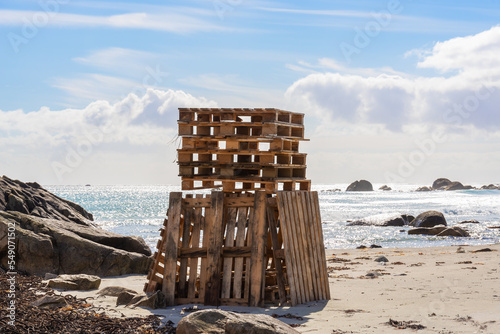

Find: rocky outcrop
<box><xmin>411</xmin><ymin>211</ymin><xmax>447</xmax><ymax>228</ymax></box>
<box><xmin>415</xmin><ymin>186</ymin><xmax>432</xmax><ymax>192</ymax></box>
<box><xmin>432</xmin><ymin>178</ymin><xmax>453</xmax><ymax>190</ymax></box>
<box><xmin>347</xmin><ymin>213</ymin><xmax>414</xmax><ymax>227</ymax></box>
<box><xmin>0</xmin><ymin>211</ymin><xmax>152</xmax><ymax>277</ymax></box>
<box><xmin>176</xmin><ymin>309</ymin><xmax>300</xmax><ymax>334</ymax></box>
<box><xmin>0</xmin><ymin>176</ymin><xmax>93</xmax><ymax>225</ymax></box>
<box><xmin>0</xmin><ymin>176</ymin><xmax>152</xmax><ymax>276</ymax></box>
<box><xmin>379</xmin><ymin>185</ymin><xmax>392</xmax><ymax>191</ymax></box>
<box><xmin>481</xmin><ymin>184</ymin><xmax>500</xmax><ymax>190</ymax></box>
<box><xmin>408</xmin><ymin>225</ymin><xmax>470</xmax><ymax>237</ymax></box>
<box><xmin>431</xmin><ymin>178</ymin><xmax>472</xmax><ymax>191</ymax></box>
<box><xmin>346</xmin><ymin>180</ymin><xmax>373</xmax><ymax>192</ymax></box>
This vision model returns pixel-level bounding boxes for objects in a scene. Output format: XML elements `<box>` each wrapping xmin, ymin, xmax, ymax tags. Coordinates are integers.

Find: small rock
<box><xmin>116</xmin><ymin>291</ymin><xmax>139</xmax><ymax>306</ymax></box>
<box><xmin>366</xmin><ymin>272</ymin><xmax>379</xmax><ymax>278</ymax></box>
<box><xmin>457</xmin><ymin>247</ymin><xmax>465</xmax><ymax>253</ymax></box>
<box><xmin>416</xmin><ymin>186</ymin><xmax>432</xmax><ymax>192</ymax></box>
<box><xmin>44</xmin><ymin>273</ymin><xmax>58</xmax><ymax>280</ymax></box>
<box><xmin>47</xmin><ymin>274</ymin><xmax>101</xmax><ymax>290</ymax></box>
<box><xmin>375</xmin><ymin>256</ymin><xmax>389</xmax><ymax>263</ymax></box>
<box><xmin>132</xmin><ymin>290</ymin><xmax>166</xmax><ymax>309</ymax></box>
<box><xmin>346</xmin><ymin>180</ymin><xmax>373</xmax><ymax>192</ymax></box>
<box><xmin>97</xmin><ymin>286</ymin><xmax>137</xmax><ymax>297</ymax></box>
<box><xmin>412</xmin><ymin>211</ymin><xmax>447</xmax><ymax>227</ymax></box>
<box><xmin>31</xmin><ymin>295</ymin><xmax>68</xmax><ymax>309</ymax></box>
<box><xmin>379</xmin><ymin>185</ymin><xmax>392</xmax><ymax>191</ymax></box>
<box><xmin>370</xmin><ymin>244</ymin><xmax>382</xmax><ymax>248</ymax></box>
<box><xmin>458</xmin><ymin>220</ymin><xmax>480</xmax><ymax>224</ymax></box>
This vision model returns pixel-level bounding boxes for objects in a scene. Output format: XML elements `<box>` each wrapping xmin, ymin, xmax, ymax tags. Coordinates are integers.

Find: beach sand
<box><xmin>64</xmin><ymin>243</ymin><xmax>500</xmax><ymax>333</ymax></box>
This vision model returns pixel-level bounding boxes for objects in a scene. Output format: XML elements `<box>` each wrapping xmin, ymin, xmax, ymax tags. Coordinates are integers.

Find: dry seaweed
<box><xmin>0</xmin><ymin>272</ymin><xmax>175</xmax><ymax>334</ymax></box>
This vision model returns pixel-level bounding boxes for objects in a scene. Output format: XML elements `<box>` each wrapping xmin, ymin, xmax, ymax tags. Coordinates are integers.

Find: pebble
<box><xmin>375</xmin><ymin>256</ymin><xmax>389</xmax><ymax>263</ymax></box>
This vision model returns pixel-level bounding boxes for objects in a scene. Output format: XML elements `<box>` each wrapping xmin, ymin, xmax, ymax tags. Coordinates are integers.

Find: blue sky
<box><xmin>1</xmin><ymin>0</ymin><xmax>500</xmax><ymax>185</ymax></box>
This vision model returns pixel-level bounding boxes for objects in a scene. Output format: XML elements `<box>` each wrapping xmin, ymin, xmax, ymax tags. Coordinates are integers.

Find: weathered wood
<box><xmin>221</xmin><ymin>202</ymin><xmax>237</xmax><ymax>298</ymax></box>
<box><xmin>293</xmin><ymin>192</ymin><xmax>314</xmax><ymax>302</ymax></box>
<box><xmin>204</xmin><ymin>191</ymin><xmax>225</xmax><ymax>306</ymax></box>
<box><xmin>266</xmin><ymin>202</ymin><xmax>287</xmax><ymax>305</ymax></box>
<box><xmin>179</xmin><ymin>246</ymin><xmax>251</xmax><ymax>258</ymax></box>
<box><xmin>311</xmin><ymin>191</ymin><xmax>331</xmax><ymax>300</ymax></box>
<box><xmin>233</xmin><ymin>206</ymin><xmax>249</xmax><ymax>299</ymax></box>
<box><xmin>144</xmin><ymin>218</ymin><xmax>168</xmax><ymax>293</ymax></box>
<box><xmin>277</xmin><ymin>192</ymin><xmax>299</xmax><ymax>306</ymax></box>
<box><xmin>187</xmin><ymin>194</ymin><xmax>203</xmax><ymax>299</ymax></box>
<box><xmin>249</xmin><ymin>191</ymin><xmax>268</xmax><ymax>307</ymax></box>
<box><xmin>244</xmin><ymin>206</ymin><xmax>254</xmax><ymax>301</ymax></box>
<box><xmin>162</xmin><ymin>192</ymin><xmax>183</xmax><ymax>306</ymax></box>
<box><xmin>178</xmin><ymin>207</ymin><xmax>193</xmax><ymax>298</ymax></box>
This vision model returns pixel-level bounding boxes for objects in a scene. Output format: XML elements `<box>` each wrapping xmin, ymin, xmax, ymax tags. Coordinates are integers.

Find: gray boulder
<box><xmin>176</xmin><ymin>309</ymin><xmax>300</xmax><ymax>334</ymax></box>
<box><xmin>0</xmin><ymin>175</ymin><xmax>93</xmax><ymax>225</ymax></box>
<box><xmin>47</xmin><ymin>274</ymin><xmax>101</xmax><ymax>290</ymax></box>
<box><xmin>415</xmin><ymin>186</ymin><xmax>432</xmax><ymax>192</ymax></box>
<box><xmin>0</xmin><ymin>211</ymin><xmax>152</xmax><ymax>277</ymax></box>
<box><xmin>379</xmin><ymin>185</ymin><xmax>392</xmax><ymax>191</ymax></box>
<box><xmin>98</xmin><ymin>286</ymin><xmax>137</xmax><ymax>297</ymax></box>
<box><xmin>31</xmin><ymin>295</ymin><xmax>69</xmax><ymax>309</ymax></box>
<box><xmin>411</xmin><ymin>211</ymin><xmax>447</xmax><ymax>227</ymax></box>
<box><xmin>481</xmin><ymin>184</ymin><xmax>500</xmax><ymax>190</ymax></box>
<box><xmin>346</xmin><ymin>180</ymin><xmax>373</xmax><ymax>192</ymax></box>
<box><xmin>347</xmin><ymin>213</ymin><xmax>413</xmax><ymax>227</ymax></box>
<box><xmin>444</xmin><ymin>181</ymin><xmax>465</xmax><ymax>191</ymax></box>
<box><xmin>408</xmin><ymin>225</ymin><xmax>470</xmax><ymax>237</ymax></box>
<box><xmin>432</xmin><ymin>178</ymin><xmax>452</xmax><ymax>190</ymax></box>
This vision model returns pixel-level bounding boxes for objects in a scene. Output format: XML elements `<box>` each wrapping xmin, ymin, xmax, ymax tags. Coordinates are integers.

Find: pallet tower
<box><xmin>144</xmin><ymin>108</ymin><xmax>330</xmax><ymax>307</ymax></box>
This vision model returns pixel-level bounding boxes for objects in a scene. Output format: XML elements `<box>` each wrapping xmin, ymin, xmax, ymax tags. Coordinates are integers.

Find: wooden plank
<box><xmin>298</xmin><ymin>192</ymin><xmax>318</xmax><ymax>301</ymax></box>
<box><xmin>183</xmin><ymin>197</ymin><xmax>211</xmax><ymax>208</ymax></box>
<box><xmin>302</xmin><ymin>192</ymin><xmax>322</xmax><ymax>301</ymax></box>
<box><xmin>225</xmin><ymin>196</ymin><xmax>255</xmax><ymax>207</ymax></box>
<box><xmin>287</xmin><ymin>191</ymin><xmax>307</xmax><ymax>304</ymax></box>
<box><xmin>204</xmin><ymin>191</ymin><xmax>225</xmax><ymax>306</ymax></box>
<box><xmin>187</xmin><ymin>194</ymin><xmax>203</xmax><ymax>299</ymax></box>
<box><xmin>233</xmin><ymin>206</ymin><xmax>248</xmax><ymax>299</ymax></box>
<box><xmin>144</xmin><ymin>218</ymin><xmax>168</xmax><ymax>293</ymax></box>
<box><xmin>249</xmin><ymin>191</ymin><xmax>268</xmax><ymax>307</ymax></box>
<box><xmin>244</xmin><ymin>206</ymin><xmax>254</xmax><ymax>301</ymax></box>
<box><xmin>162</xmin><ymin>192</ymin><xmax>183</xmax><ymax>306</ymax></box>
<box><xmin>296</xmin><ymin>192</ymin><xmax>315</xmax><ymax>302</ymax></box>
<box><xmin>277</xmin><ymin>192</ymin><xmax>299</xmax><ymax>306</ymax></box>
<box><xmin>199</xmin><ymin>205</ymin><xmax>208</xmax><ymax>300</ymax></box>
<box><xmin>266</xmin><ymin>202</ymin><xmax>287</xmax><ymax>305</ymax></box>
<box><xmin>178</xmin><ymin>207</ymin><xmax>193</xmax><ymax>298</ymax></box>
<box><xmin>222</xmin><ymin>202</ymin><xmax>238</xmax><ymax>297</ymax></box>
<box><xmin>311</xmin><ymin>191</ymin><xmax>331</xmax><ymax>300</ymax></box>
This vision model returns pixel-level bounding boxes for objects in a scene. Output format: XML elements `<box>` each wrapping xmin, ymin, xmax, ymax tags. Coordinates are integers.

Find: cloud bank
<box><xmin>286</xmin><ymin>26</ymin><xmax>500</xmax><ymax>134</ymax></box>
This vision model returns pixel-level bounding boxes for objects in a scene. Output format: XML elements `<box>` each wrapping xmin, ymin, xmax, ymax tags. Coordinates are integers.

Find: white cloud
<box><xmin>286</xmin><ymin>26</ymin><xmax>500</xmax><ymax>134</ymax></box>
<box><xmin>73</xmin><ymin>47</ymin><xmax>160</xmax><ymax>73</ymax></box>
<box><xmin>0</xmin><ymin>89</ymin><xmax>217</xmax><ymax>184</ymax></box>
<box><xmin>0</xmin><ymin>9</ymin><xmax>226</xmax><ymax>33</ymax></box>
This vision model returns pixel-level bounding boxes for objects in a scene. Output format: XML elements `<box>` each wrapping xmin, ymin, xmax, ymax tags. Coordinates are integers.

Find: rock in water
<box><xmin>408</xmin><ymin>226</ymin><xmax>470</xmax><ymax>237</ymax></box>
<box><xmin>346</xmin><ymin>180</ymin><xmax>373</xmax><ymax>192</ymax></box>
<box><xmin>347</xmin><ymin>213</ymin><xmax>412</xmax><ymax>227</ymax></box>
<box><xmin>415</xmin><ymin>186</ymin><xmax>432</xmax><ymax>192</ymax></box>
<box><xmin>379</xmin><ymin>185</ymin><xmax>392</xmax><ymax>191</ymax></box>
<box><xmin>411</xmin><ymin>211</ymin><xmax>447</xmax><ymax>227</ymax></box>
<box><xmin>444</xmin><ymin>181</ymin><xmax>465</xmax><ymax>191</ymax></box>
<box><xmin>432</xmin><ymin>178</ymin><xmax>452</xmax><ymax>190</ymax></box>
<box><xmin>176</xmin><ymin>309</ymin><xmax>300</xmax><ymax>334</ymax></box>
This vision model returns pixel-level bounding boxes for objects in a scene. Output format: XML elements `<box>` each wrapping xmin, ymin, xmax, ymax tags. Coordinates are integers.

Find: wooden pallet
<box><xmin>179</xmin><ymin>108</ymin><xmax>304</xmax><ymax>125</ymax></box>
<box><xmin>180</xmin><ymin>178</ymin><xmax>311</xmax><ymax>193</ymax></box>
<box><xmin>144</xmin><ymin>190</ymin><xmax>329</xmax><ymax>307</ymax></box>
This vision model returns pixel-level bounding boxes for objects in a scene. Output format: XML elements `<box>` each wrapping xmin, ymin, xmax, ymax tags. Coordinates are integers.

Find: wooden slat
<box><xmin>178</xmin><ymin>207</ymin><xmax>193</xmax><ymax>298</ymax></box>
<box><xmin>225</xmin><ymin>196</ymin><xmax>255</xmax><ymax>207</ymax></box>
<box><xmin>294</xmin><ymin>192</ymin><xmax>314</xmax><ymax>302</ymax></box>
<box><xmin>233</xmin><ymin>206</ymin><xmax>248</xmax><ymax>299</ymax></box>
<box><xmin>179</xmin><ymin>246</ymin><xmax>252</xmax><ymax>258</ymax></box>
<box><xmin>302</xmin><ymin>192</ymin><xmax>321</xmax><ymax>300</ymax></box>
<box><xmin>162</xmin><ymin>192</ymin><xmax>183</xmax><ymax>306</ymax></box>
<box><xmin>249</xmin><ymin>191</ymin><xmax>268</xmax><ymax>307</ymax></box>
<box><xmin>183</xmin><ymin>197</ymin><xmax>211</xmax><ymax>208</ymax></box>
<box><xmin>187</xmin><ymin>194</ymin><xmax>203</xmax><ymax>299</ymax></box>
<box><xmin>204</xmin><ymin>191</ymin><xmax>225</xmax><ymax>306</ymax></box>
<box><xmin>267</xmin><ymin>202</ymin><xmax>287</xmax><ymax>305</ymax></box>
<box><xmin>311</xmin><ymin>191</ymin><xmax>331</xmax><ymax>300</ymax></box>
<box><xmin>222</xmin><ymin>203</ymin><xmax>238</xmax><ymax>298</ymax></box>
<box><xmin>277</xmin><ymin>192</ymin><xmax>299</xmax><ymax>305</ymax></box>
<box><xmin>244</xmin><ymin>206</ymin><xmax>254</xmax><ymax>301</ymax></box>
<box><xmin>144</xmin><ymin>218</ymin><xmax>168</xmax><ymax>293</ymax></box>
<box><xmin>199</xmin><ymin>205</ymin><xmax>209</xmax><ymax>300</ymax></box>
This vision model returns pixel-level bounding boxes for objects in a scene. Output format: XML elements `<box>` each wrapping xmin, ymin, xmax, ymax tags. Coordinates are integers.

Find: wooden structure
<box><xmin>144</xmin><ymin>108</ymin><xmax>330</xmax><ymax>307</ymax></box>
<box><xmin>177</xmin><ymin>108</ymin><xmax>311</xmax><ymax>193</ymax></box>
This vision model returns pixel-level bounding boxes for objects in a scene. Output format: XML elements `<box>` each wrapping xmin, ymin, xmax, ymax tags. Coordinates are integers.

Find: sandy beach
<box><xmin>62</xmin><ymin>243</ymin><xmax>500</xmax><ymax>333</ymax></box>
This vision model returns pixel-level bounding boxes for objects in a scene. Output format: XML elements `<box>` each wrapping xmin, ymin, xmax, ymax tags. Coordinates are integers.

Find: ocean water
<box><xmin>46</xmin><ymin>184</ymin><xmax>500</xmax><ymax>251</ymax></box>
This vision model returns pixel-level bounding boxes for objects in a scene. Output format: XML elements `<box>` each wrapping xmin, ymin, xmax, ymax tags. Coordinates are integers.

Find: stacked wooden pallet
<box><xmin>143</xmin><ymin>190</ymin><xmax>330</xmax><ymax>307</ymax></box>
<box><xmin>177</xmin><ymin>108</ymin><xmax>311</xmax><ymax>193</ymax></box>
